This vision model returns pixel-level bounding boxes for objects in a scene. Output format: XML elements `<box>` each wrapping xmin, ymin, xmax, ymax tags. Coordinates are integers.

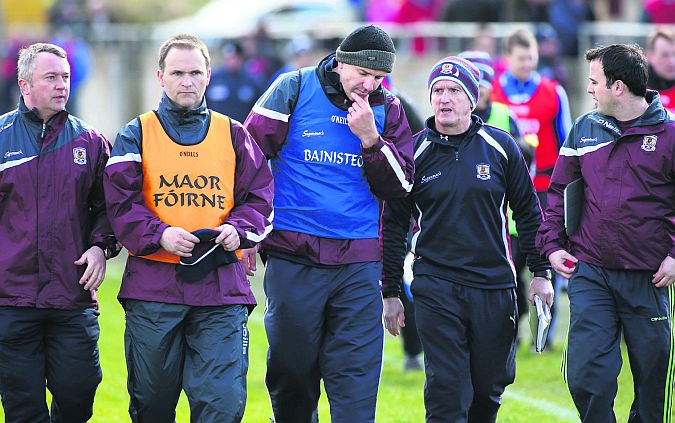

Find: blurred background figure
<box><xmin>440</xmin><ymin>0</ymin><xmax>504</xmax><ymax>23</ymax></box>
<box><xmin>242</xmin><ymin>23</ymin><xmax>283</xmax><ymax>88</ymax></box>
<box><xmin>470</xmin><ymin>25</ymin><xmax>508</xmax><ymax>79</ymax></box>
<box><xmin>641</xmin><ymin>0</ymin><xmax>675</xmax><ymax>23</ymax></box>
<box><xmin>268</xmin><ymin>34</ymin><xmax>316</xmax><ymax>86</ymax></box>
<box><xmin>492</xmin><ymin>28</ymin><xmax>572</xmax><ymax>349</ymax></box>
<box><xmin>382</xmin><ymin>75</ymin><xmax>425</xmax><ymax>134</ymax></box>
<box><xmin>206</xmin><ymin>41</ymin><xmax>263</xmax><ymax>123</ymax></box>
<box><xmin>547</xmin><ymin>0</ymin><xmax>595</xmax><ymax>57</ymax></box>
<box><xmin>0</xmin><ymin>38</ymin><xmax>26</xmax><ymax>114</ymax></box>
<box><xmin>381</xmin><ymin>74</ymin><xmax>425</xmax><ymax>372</ymax></box>
<box><xmin>646</xmin><ymin>27</ymin><xmax>675</xmax><ymax>113</ymax></box>
<box><xmin>535</xmin><ymin>23</ymin><xmax>569</xmax><ymax>90</ymax></box>
<box><xmin>366</xmin><ymin>0</ymin><xmax>444</xmax><ymax>54</ymax></box>
<box><xmin>511</xmin><ymin>0</ymin><xmax>550</xmax><ymax>22</ymax></box>
<box><xmin>50</xmin><ymin>29</ymin><xmax>91</xmax><ymax>116</ymax></box>
<box><xmin>459</xmin><ymin>50</ymin><xmax>534</xmax><ymax>347</ymax></box>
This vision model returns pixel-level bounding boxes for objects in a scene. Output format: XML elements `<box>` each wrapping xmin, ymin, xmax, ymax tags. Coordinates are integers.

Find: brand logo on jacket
<box><xmin>420</xmin><ymin>171</ymin><xmax>441</xmax><ymax>184</ymax></box>
<box><xmin>72</xmin><ymin>147</ymin><xmax>87</xmax><ymax>165</ymax></box>
<box><xmin>0</xmin><ymin>122</ymin><xmax>13</xmax><ymax>134</ymax></box>
<box><xmin>4</xmin><ymin>150</ymin><xmax>23</xmax><ymax>159</ymax></box>
<box><xmin>331</xmin><ymin>115</ymin><xmax>349</xmax><ymax>125</ymax></box>
<box><xmin>476</xmin><ymin>163</ymin><xmax>491</xmax><ymax>180</ymax></box>
<box><xmin>302</xmin><ymin>130</ymin><xmax>324</xmax><ymax>138</ymax></box>
<box><xmin>641</xmin><ymin>135</ymin><xmax>657</xmax><ymax>152</ymax></box>
<box><xmin>579</xmin><ymin>137</ymin><xmax>596</xmax><ymax>144</ymax></box>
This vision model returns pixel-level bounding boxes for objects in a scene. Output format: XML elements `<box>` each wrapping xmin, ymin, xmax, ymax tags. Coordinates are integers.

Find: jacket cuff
<box><xmin>362</xmin><ymin>137</ymin><xmax>384</xmax><ymax>154</ymax></box>
<box><xmin>381</xmin><ymin>279</ymin><xmax>402</xmax><ymax>299</ymax></box>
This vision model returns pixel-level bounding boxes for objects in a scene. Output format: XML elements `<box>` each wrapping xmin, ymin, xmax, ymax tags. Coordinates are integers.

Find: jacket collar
<box><xmin>18</xmin><ymin>96</ymin><xmax>68</xmax><ymax>125</ymax></box>
<box><xmin>590</xmin><ymin>90</ymin><xmax>668</xmax><ymax>137</ymax></box>
<box><xmin>424</xmin><ymin>114</ymin><xmax>484</xmax><ymax>146</ymax></box>
<box><xmin>157</xmin><ymin>92</ymin><xmax>209</xmax><ymax>126</ymax></box>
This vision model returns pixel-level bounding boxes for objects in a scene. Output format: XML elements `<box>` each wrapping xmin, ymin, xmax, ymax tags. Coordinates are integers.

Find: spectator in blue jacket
<box><xmin>537</xmin><ymin>43</ymin><xmax>675</xmax><ymax>422</ymax></box>
<box><xmin>206</xmin><ymin>41</ymin><xmax>263</xmax><ymax>123</ymax></box>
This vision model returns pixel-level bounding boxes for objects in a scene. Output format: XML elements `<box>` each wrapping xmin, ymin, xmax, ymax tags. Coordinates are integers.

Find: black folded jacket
<box><xmin>177</xmin><ymin>228</ymin><xmax>239</xmax><ymax>282</ymax></box>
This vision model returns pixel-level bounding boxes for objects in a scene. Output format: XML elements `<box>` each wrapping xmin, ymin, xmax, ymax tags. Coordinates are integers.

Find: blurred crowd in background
<box><xmin>1</xmin><ymin>0</ymin><xmax>674</xmax><ymax>121</ymax></box>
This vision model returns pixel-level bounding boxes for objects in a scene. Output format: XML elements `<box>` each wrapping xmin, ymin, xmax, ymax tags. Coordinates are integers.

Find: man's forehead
<box><xmin>34</xmin><ymin>53</ymin><xmax>69</xmax><ymax>71</ymax></box>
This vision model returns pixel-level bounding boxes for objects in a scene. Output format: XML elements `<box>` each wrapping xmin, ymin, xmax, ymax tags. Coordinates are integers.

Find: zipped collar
<box><xmin>589</xmin><ymin>90</ymin><xmax>668</xmax><ymax>138</ymax></box>
<box><xmin>424</xmin><ymin>114</ymin><xmax>484</xmax><ymax>146</ymax></box>
<box><xmin>157</xmin><ymin>92</ymin><xmax>209</xmax><ymax>127</ymax></box>
<box><xmin>18</xmin><ymin>96</ymin><xmax>68</xmax><ymax>139</ymax></box>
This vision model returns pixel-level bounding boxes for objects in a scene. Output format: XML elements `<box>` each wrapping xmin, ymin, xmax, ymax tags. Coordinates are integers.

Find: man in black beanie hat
<box><xmin>243</xmin><ymin>25</ymin><xmax>414</xmax><ymax>423</ymax></box>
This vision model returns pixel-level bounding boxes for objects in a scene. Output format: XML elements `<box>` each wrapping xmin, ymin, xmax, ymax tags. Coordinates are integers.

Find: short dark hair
<box><xmin>158</xmin><ymin>34</ymin><xmax>210</xmax><ymax>71</ymax></box>
<box><xmin>585</xmin><ymin>44</ymin><xmax>647</xmax><ymax>97</ymax></box>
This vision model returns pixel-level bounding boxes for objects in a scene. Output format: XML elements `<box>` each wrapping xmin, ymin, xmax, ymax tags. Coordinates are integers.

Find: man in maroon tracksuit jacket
<box><xmin>537</xmin><ymin>43</ymin><xmax>675</xmax><ymax>422</ymax></box>
<box><xmin>0</xmin><ymin>43</ymin><xmax>119</xmax><ymax>422</ymax></box>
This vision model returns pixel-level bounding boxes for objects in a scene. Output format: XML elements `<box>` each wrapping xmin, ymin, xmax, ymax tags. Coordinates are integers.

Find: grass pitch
<box><xmin>0</xmin><ymin>255</ymin><xmax>650</xmax><ymax>421</ymax></box>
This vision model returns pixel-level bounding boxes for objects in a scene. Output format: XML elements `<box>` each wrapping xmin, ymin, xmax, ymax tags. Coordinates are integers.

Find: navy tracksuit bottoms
<box><xmin>565</xmin><ymin>261</ymin><xmax>673</xmax><ymax>422</ymax></box>
<box><xmin>412</xmin><ymin>275</ymin><xmax>517</xmax><ymax>423</ymax></box>
<box><xmin>123</xmin><ymin>301</ymin><xmax>249</xmax><ymax>423</ymax></box>
<box><xmin>263</xmin><ymin>256</ymin><xmax>384</xmax><ymax>423</ymax></box>
<box><xmin>0</xmin><ymin>307</ymin><xmax>102</xmax><ymax>423</ymax></box>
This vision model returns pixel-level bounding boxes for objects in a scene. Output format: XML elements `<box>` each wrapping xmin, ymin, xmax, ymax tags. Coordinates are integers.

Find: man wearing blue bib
<box><xmin>244</xmin><ymin>25</ymin><xmax>414</xmax><ymax>423</ymax></box>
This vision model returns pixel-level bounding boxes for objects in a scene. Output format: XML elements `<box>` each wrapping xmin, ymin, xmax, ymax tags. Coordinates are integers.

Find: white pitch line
<box><xmin>505</xmin><ymin>388</ymin><xmax>579</xmax><ymax>421</ymax></box>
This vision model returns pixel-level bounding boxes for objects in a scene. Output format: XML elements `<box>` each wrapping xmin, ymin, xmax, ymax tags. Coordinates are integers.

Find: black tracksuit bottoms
<box><xmin>0</xmin><ymin>307</ymin><xmax>102</xmax><ymax>423</ymax></box>
<box><xmin>412</xmin><ymin>274</ymin><xmax>517</xmax><ymax>423</ymax></box>
<box><xmin>565</xmin><ymin>261</ymin><xmax>673</xmax><ymax>422</ymax></box>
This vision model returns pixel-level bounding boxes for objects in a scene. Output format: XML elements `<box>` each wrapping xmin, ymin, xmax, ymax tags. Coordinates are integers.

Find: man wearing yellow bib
<box><xmin>104</xmin><ymin>34</ymin><xmax>273</xmax><ymax>422</ymax></box>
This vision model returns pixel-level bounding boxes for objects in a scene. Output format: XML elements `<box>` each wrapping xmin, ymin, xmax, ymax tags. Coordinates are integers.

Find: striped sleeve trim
<box><xmin>414</xmin><ymin>138</ymin><xmax>432</xmax><ymax>160</ymax></box>
<box><xmin>0</xmin><ymin>155</ymin><xmax>37</xmax><ymax>172</ymax></box>
<box><xmin>251</xmin><ymin>104</ymin><xmax>290</xmax><ymax>123</ymax></box>
<box><xmin>380</xmin><ymin>143</ymin><xmax>412</xmax><ymax>193</ymax></box>
<box><xmin>245</xmin><ymin>210</ymin><xmax>274</xmax><ymax>243</ymax></box>
<box><xmin>106</xmin><ymin>152</ymin><xmax>142</xmax><ymax>167</ymax></box>
<box><xmin>560</xmin><ymin>141</ymin><xmax>612</xmax><ymax>157</ymax></box>
<box><xmin>478</xmin><ymin>128</ymin><xmax>508</xmax><ymax>160</ymax></box>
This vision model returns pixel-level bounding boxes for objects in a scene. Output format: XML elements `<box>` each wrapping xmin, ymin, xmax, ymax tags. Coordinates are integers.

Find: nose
<box><xmin>586</xmin><ymin>83</ymin><xmax>593</xmax><ymax>94</ymax></box>
<box><xmin>55</xmin><ymin>76</ymin><xmax>67</xmax><ymax>90</ymax></box>
<box><xmin>363</xmin><ymin>77</ymin><xmax>376</xmax><ymax>92</ymax></box>
<box><xmin>181</xmin><ymin>75</ymin><xmax>194</xmax><ymax>87</ymax></box>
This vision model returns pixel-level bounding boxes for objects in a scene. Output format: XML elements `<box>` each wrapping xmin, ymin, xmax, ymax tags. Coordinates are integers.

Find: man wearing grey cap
<box><xmin>243</xmin><ymin>25</ymin><xmax>414</xmax><ymax>423</ymax></box>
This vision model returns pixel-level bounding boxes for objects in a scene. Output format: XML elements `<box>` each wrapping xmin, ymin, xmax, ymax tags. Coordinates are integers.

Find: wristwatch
<box><xmin>533</xmin><ymin>270</ymin><xmax>552</xmax><ymax>281</ymax></box>
<box><xmin>92</xmin><ymin>242</ymin><xmax>114</xmax><ymax>259</ymax></box>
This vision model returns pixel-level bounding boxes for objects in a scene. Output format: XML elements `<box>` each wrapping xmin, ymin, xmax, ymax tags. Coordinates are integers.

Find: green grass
<box><xmin>0</xmin><ymin>256</ymin><xmax>656</xmax><ymax>421</ymax></box>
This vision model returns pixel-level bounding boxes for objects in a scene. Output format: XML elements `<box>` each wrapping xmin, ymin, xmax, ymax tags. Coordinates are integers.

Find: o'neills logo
<box><xmin>152</xmin><ymin>174</ymin><xmax>227</xmax><ymax>209</ymax></box>
<box><xmin>180</xmin><ymin>151</ymin><xmax>199</xmax><ymax>157</ymax></box>
<box><xmin>331</xmin><ymin>115</ymin><xmax>349</xmax><ymax>125</ymax></box>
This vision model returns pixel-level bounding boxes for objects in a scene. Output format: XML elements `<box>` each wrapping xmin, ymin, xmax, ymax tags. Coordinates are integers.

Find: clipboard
<box><xmin>564</xmin><ymin>177</ymin><xmax>584</xmax><ymax>236</ymax></box>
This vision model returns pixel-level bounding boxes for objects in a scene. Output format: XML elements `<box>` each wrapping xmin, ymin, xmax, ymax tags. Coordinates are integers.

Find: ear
<box><xmin>18</xmin><ymin>79</ymin><xmax>30</xmax><ymax>96</ymax></box>
<box><xmin>614</xmin><ymin>79</ymin><xmax>625</xmax><ymax>96</ymax></box>
<box><xmin>157</xmin><ymin>69</ymin><xmax>165</xmax><ymax>87</ymax></box>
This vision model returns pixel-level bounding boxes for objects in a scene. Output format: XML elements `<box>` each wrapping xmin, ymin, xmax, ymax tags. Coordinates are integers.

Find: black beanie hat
<box><xmin>336</xmin><ymin>25</ymin><xmax>396</xmax><ymax>73</ymax></box>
